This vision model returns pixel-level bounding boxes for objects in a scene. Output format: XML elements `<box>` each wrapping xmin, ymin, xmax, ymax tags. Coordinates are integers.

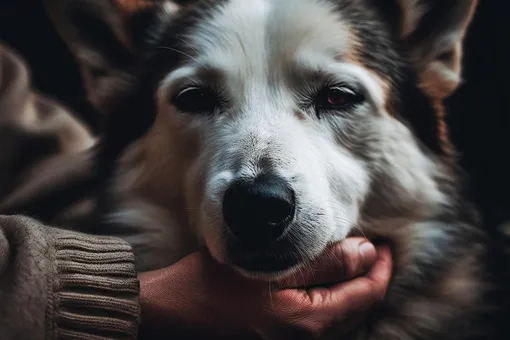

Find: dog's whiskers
<box><xmin>175</xmin><ymin>36</ymin><xmax>200</xmax><ymax>54</ymax></box>
<box><xmin>351</xmin><ymin>224</ymin><xmax>367</xmax><ymax>239</ymax></box>
<box><xmin>157</xmin><ymin>46</ymin><xmax>197</xmax><ymax>61</ymax></box>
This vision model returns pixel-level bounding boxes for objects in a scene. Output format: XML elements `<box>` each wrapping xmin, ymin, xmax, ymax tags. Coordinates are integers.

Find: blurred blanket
<box><xmin>0</xmin><ymin>43</ymin><xmax>98</xmax><ymax>226</ymax></box>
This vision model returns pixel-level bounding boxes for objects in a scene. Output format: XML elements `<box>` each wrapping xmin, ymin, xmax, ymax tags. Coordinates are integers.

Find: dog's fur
<box><xmin>44</xmin><ymin>0</ymin><xmax>495</xmax><ymax>338</ymax></box>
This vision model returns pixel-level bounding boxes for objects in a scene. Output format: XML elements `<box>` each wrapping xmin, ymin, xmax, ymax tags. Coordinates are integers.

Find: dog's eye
<box><xmin>172</xmin><ymin>87</ymin><xmax>219</xmax><ymax>114</ymax></box>
<box><xmin>315</xmin><ymin>86</ymin><xmax>364</xmax><ymax>113</ymax></box>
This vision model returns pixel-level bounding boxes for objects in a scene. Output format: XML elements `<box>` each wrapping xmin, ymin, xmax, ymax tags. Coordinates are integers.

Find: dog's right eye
<box><xmin>172</xmin><ymin>87</ymin><xmax>219</xmax><ymax>114</ymax></box>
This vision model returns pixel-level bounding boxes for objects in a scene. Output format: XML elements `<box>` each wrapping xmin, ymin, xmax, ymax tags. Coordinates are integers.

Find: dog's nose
<box><xmin>222</xmin><ymin>174</ymin><xmax>296</xmax><ymax>243</ymax></box>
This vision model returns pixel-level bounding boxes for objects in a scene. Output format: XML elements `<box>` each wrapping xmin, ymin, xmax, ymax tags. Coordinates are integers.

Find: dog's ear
<box><xmin>45</xmin><ymin>0</ymin><xmax>180</xmax><ymax>112</ymax></box>
<box><xmin>396</xmin><ymin>0</ymin><xmax>478</xmax><ymax>99</ymax></box>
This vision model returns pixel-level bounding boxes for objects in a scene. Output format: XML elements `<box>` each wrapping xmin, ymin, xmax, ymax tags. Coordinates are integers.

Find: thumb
<box><xmin>277</xmin><ymin>238</ymin><xmax>377</xmax><ymax>289</ymax></box>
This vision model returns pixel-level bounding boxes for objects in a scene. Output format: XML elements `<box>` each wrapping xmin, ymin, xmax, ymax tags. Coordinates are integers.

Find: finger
<box><xmin>305</xmin><ymin>245</ymin><xmax>393</xmax><ymax>313</ymax></box>
<box><xmin>365</xmin><ymin>245</ymin><xmax>393</xmax><ymax>295</ymax></box>
<box><xmin>277</xmin><ymin>238</ymin><xmax>377</xmax><ymax>289</ymax></box>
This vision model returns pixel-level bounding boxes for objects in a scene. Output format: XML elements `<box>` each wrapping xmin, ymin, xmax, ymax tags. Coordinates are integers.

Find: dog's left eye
<box><xmin>172</xmin><ymin>87</ymin><xmax>219</xmax><ymax>114</ymax></box>
<box><xmin>315</xmin><ymin>86</ymin><xmax>364</xmax><ymax>113</ymax></box>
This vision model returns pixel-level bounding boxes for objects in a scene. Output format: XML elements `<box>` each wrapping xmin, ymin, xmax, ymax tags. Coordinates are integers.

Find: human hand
<box><xmin>138</xmin><ymin>238</ymin><xmax>392</xmax><ymax>339</ymax></box>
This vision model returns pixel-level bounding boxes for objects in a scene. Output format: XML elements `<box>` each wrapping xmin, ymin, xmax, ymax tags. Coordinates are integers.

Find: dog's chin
<box><xmin>228</xmin><ymin>252</ymin><xmax>304</xmax><ymax>281</ymax></box>
<box><xmin>202</xmin><ymin>221</ymin><xmax>337</xmax><ymax>282</ymax></box>
<box><xmin>205</xmin><ymin>239</ymin><xmax>308</xmax><ymax>281</ymax></box>
<box><xmin>231</xmin><ymin>264</ymin><xmax>301</xmax><ymax>282</ymax></box>
<box><xmin>207</xmin><ymin>250</ymin><xmax>300</xmax><ymax>281</ymax></box>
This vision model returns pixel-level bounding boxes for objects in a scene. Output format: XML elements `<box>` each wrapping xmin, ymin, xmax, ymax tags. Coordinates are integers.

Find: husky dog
<box><xmin>45</xmin><ymin>0</ymin><xmax>493</xmax><ymax>338</ymax></box>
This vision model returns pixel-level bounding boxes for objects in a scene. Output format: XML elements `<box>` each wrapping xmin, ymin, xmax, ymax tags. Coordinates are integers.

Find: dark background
<box><xmin>0</xmin><ymin>0</ymin><xmax>508</xmax><ymax>335</ymax></box>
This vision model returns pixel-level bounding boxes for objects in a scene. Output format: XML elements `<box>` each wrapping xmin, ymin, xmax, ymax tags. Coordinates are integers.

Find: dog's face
<box><xmin>160</xmin><ymin>0</ymin><xmax>379</xmax><ymax>275</ymax></box>
<box><xmin>47</xmin><ymin>0</ymin><xmax>477</xmax><ymax>277</ymax></box>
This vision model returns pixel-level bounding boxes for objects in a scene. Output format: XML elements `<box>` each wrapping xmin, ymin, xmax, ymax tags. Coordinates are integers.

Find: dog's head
<box><xmin>47</xmin><ymin>0</ymin><xmax>477</xmax><ymax>277</ymax></box>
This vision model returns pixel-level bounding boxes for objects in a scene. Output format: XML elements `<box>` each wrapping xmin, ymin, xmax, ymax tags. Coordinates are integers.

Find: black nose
<box><xmin>222</xmin><ymin>174</ymin><xmax>296</xmax><ymax>243</ymax></box>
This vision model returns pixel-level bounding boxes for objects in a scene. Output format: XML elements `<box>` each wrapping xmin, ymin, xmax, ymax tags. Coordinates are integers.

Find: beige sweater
<box><xmin>0</xmin><ymin>45</ymin><xmax>140</xmax><ymax>339</ymax></box>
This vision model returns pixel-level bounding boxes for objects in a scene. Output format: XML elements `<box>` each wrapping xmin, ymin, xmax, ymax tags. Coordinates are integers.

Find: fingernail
<box><xmin>359</xmin><ymin>242</ymin><xmax>376</xmax><ymax>269</ymax></box>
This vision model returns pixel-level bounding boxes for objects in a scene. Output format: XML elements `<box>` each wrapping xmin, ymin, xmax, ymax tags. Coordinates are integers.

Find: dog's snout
<box><xmin>222</xmin><ymin>174</ymin><xmax>296</xmax><ymax>243</ymax></box>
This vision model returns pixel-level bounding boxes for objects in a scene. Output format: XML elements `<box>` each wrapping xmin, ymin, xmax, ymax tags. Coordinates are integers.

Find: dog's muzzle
<box><xmin>222</xmin><ymin>173</ymin><xmax>296</xmax><ymax>245</ymax></box>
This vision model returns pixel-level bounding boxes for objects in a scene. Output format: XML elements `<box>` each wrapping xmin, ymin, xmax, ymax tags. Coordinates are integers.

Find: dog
<box><xmin>45</xmin><ymin>0</ymin><xmax>494</xmax><ymax>338</ymax></box>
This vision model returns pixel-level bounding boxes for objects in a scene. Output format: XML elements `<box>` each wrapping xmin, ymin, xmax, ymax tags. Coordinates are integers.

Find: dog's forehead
<box><xmin>182</xmin><ymin>0</ymin><xmax>355</xmax><ymax>72</ymax></box>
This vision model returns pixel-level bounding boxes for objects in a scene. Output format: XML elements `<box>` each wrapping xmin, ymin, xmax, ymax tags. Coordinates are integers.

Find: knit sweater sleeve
<box><xmin>0</xmin><ymin>215</ymin><xmax>140</xmax><ymax>340</ymax></box>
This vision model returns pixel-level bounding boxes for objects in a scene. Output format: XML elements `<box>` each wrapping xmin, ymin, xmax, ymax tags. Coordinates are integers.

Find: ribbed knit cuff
<box><xmin>51</xmin><ymin>232</ymin><xmax>140</xmax><ymax>340</ymax></box>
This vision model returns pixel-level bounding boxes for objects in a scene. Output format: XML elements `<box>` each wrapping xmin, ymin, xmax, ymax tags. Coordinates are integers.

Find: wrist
<box><xmin>138</xmin><ymin>254</ymin><xmax>250</xmax><ymax>338</ymax></box>
<box><xmin>138</xmin><ymin>256</ymin><xmax>215</xmax><ymax>336</ymax></box>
